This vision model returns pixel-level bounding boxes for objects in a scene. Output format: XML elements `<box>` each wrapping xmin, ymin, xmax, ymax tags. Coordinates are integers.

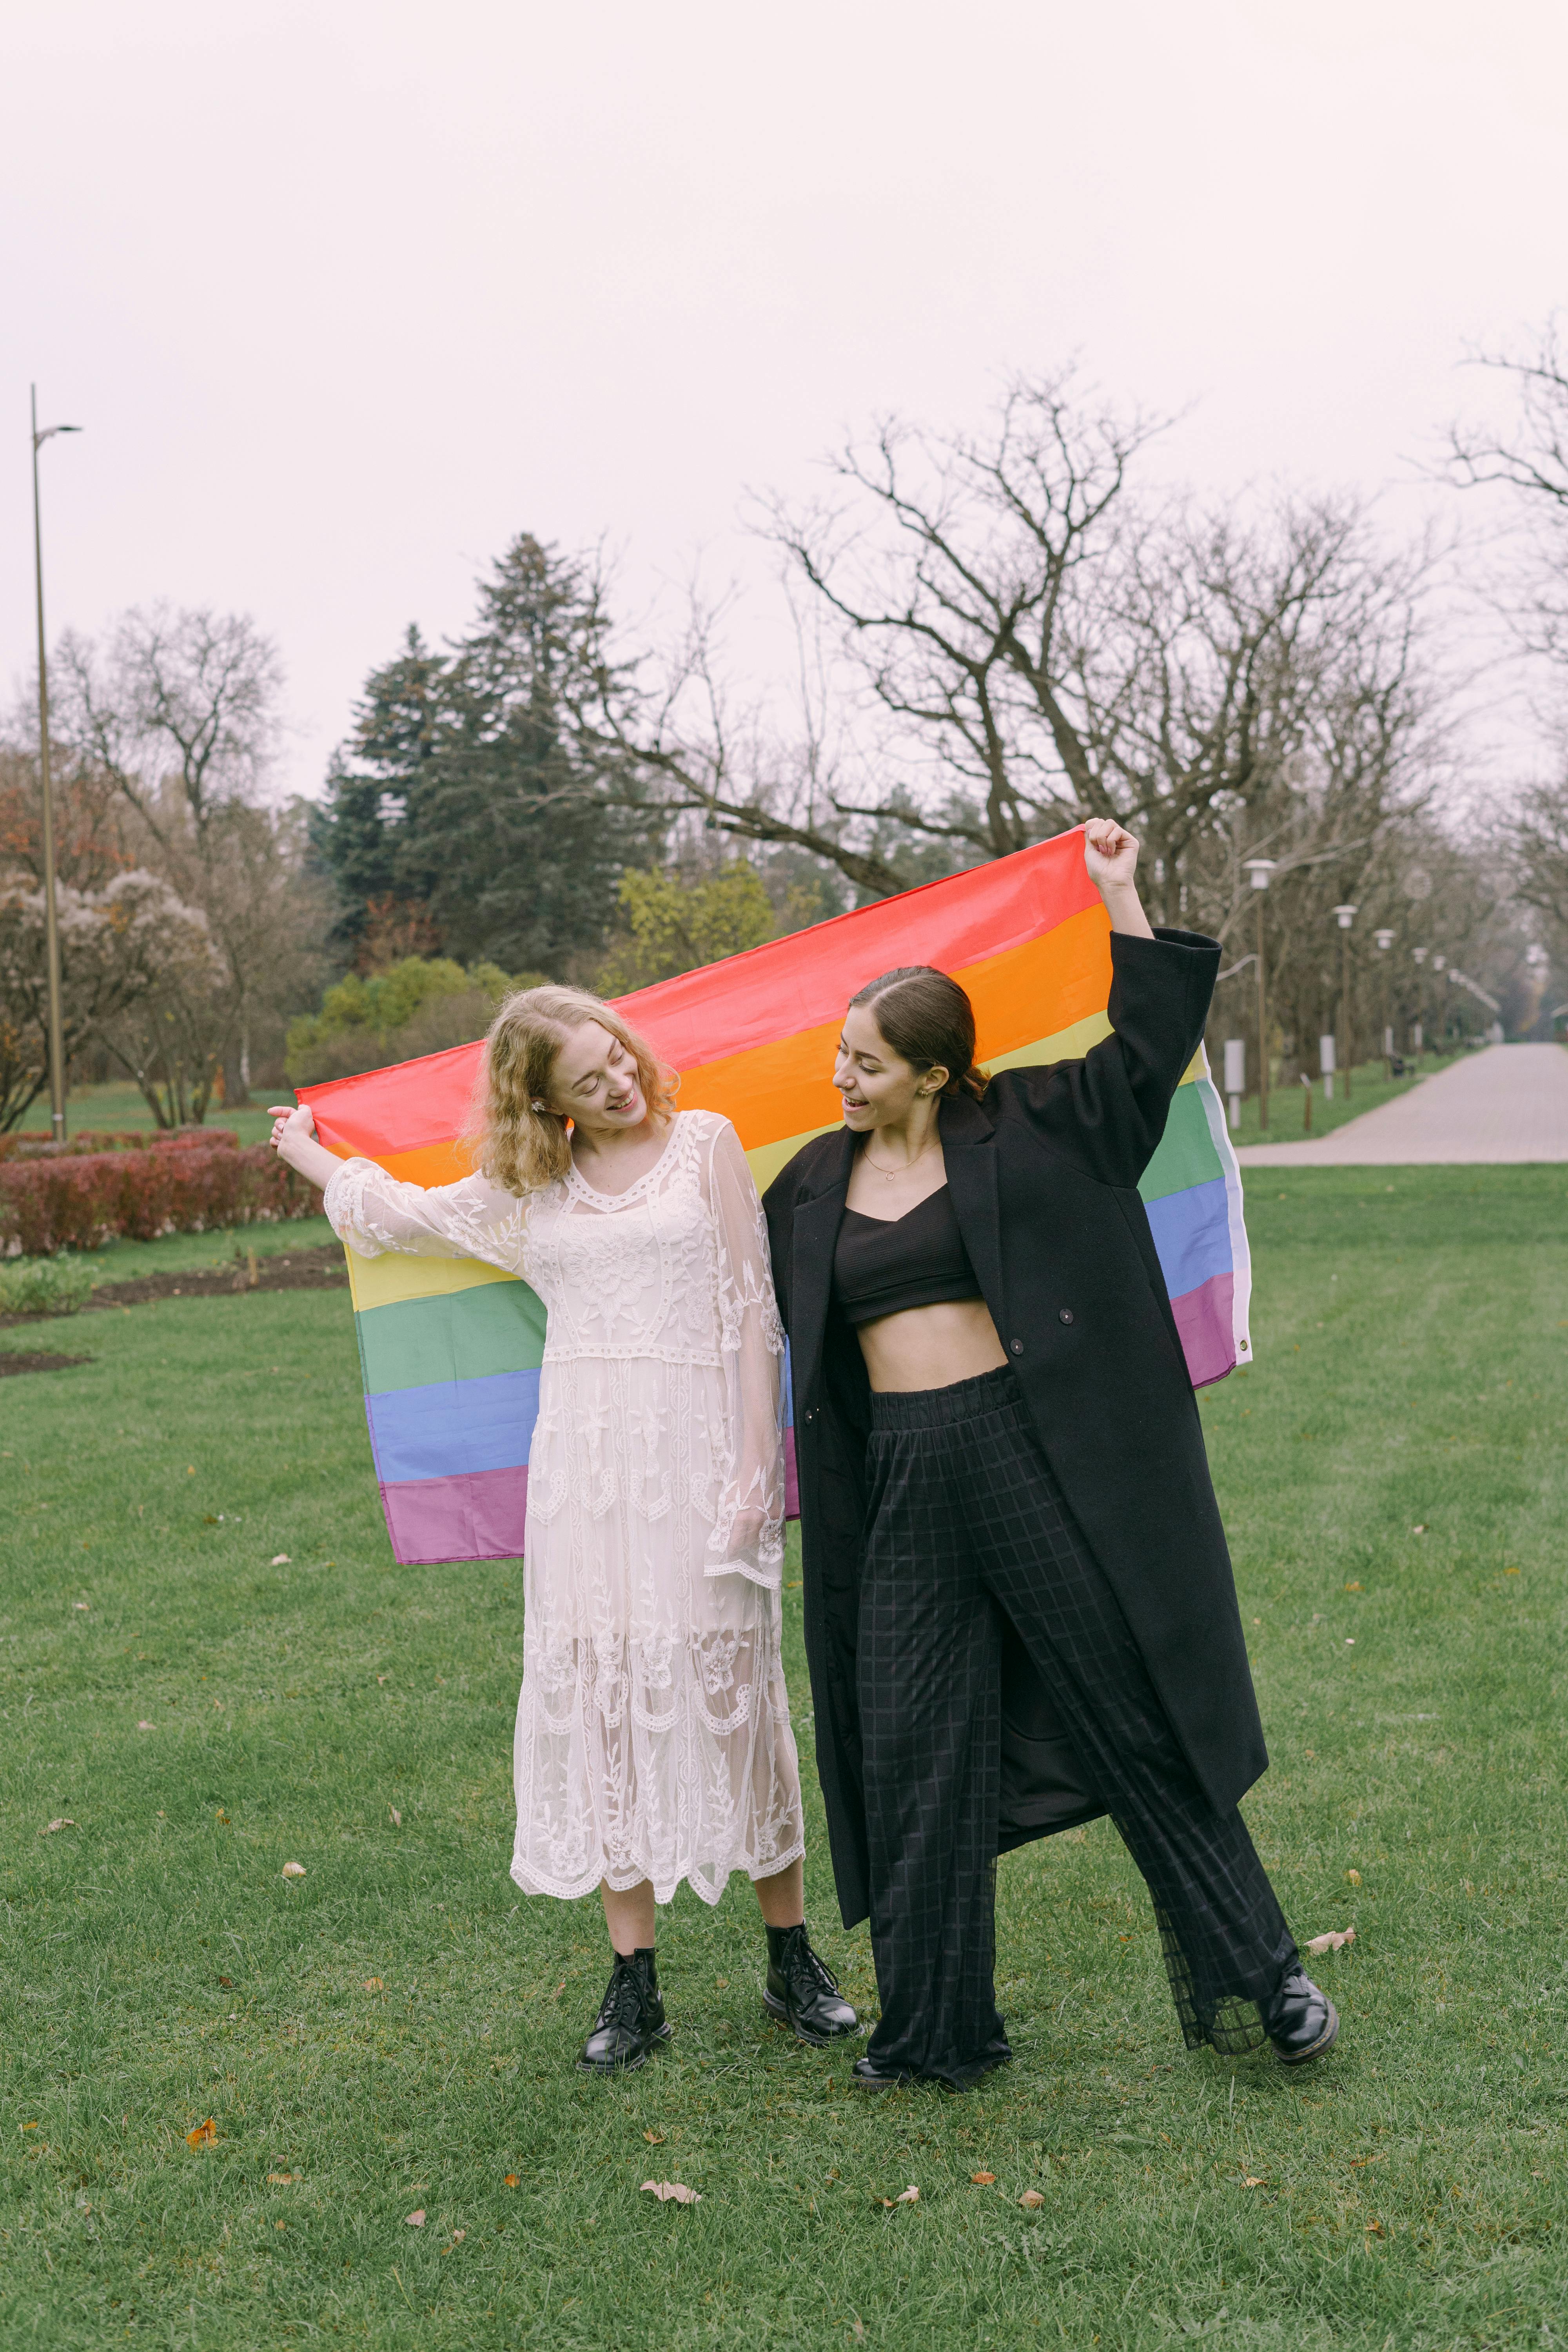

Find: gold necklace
<box><xmin>861</xmin><ymin>1134</ymin><xmax>941</xmax><ymax>1181</ymax></box>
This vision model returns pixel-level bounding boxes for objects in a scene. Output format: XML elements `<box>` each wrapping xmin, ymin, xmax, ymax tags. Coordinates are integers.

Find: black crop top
<box><xmin>833</xmin><ymin>1185</ymin><xmax>984</xmax><ymax>1327</ymax></box>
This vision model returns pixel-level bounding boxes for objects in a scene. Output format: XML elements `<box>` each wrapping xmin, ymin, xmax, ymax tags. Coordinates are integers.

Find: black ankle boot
<box><xmin>578</xmin><ymin>1947</ymin><xmax>670</xmax><ymax>2073</ymax></box>
<box><xmin>1261</xmin><ymin>1968</ymin><xmax>1339</xmax><ymax>2064</ymax></box>
<box><xmin>762</xmin><ymin>1922</ymin><xmax>860</xmax><ymax>2046</ymax></box>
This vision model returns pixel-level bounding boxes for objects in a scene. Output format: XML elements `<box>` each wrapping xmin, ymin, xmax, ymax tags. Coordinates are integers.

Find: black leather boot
<box><xmin>1261</xmin><ymin>1969</ymin><xmax>1339</xmax><ymax>2064</ymax></box>
<box><xmin>577</xmin><ymin>1947</ymin><xmax>670</xmax><ymax>2073</ymax></box>
<box><xmin>762</xmin><ymin>1923</ymin><xmax>860</xmax><ymax>2046</ymax></box>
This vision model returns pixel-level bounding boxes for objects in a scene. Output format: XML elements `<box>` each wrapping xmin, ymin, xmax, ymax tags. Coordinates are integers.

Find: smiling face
<box><xmin>546</xmin><ymin>1020</ymin><xmax>648</xmax><ymax>1136</ymax></box>
<box><xmin>833</xmin><ymin>1001</ymin><xmax>948</xmax><ymax>1131</ymax></box>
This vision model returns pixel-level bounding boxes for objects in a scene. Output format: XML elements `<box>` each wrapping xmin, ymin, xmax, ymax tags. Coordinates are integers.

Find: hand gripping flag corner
<box><xmin>300</xmin><ymin>828</ymin><xmax>1252</xmax><ymax>1566</ymax></box>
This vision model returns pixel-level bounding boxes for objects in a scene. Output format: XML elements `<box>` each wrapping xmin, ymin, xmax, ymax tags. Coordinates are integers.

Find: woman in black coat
<box><xmin>762</xmin><ymin>821</ymin><xmax>1336</xmax><ymax>2090</ymax></box>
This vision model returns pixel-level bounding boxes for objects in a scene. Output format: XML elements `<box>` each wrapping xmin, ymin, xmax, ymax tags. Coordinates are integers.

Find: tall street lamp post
<box><xmin>30</xmin><ymin>386</ymin><xmax>83</xmax><ymax>1145</ymax></box>
<box><xmin>1331</xmin><ymin>904</ymin><xmax>1357</xmax><ymax>1097</ymax></box>
<box><xmin>1374</xmin><ymin>927</ymin><xmax>1396</xmax><ymax>1071</ymax></box>
<box><xmin>1242</xmin><ymin>858</ymin><xmax>1276</xmax><ymax>1129</ymax></box>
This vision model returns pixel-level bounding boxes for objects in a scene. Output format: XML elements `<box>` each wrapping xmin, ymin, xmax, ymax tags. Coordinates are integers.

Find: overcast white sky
<box><xmin>3</xmin><ymin>0</ymin><xmax>1563</xmax><ymax>800</ymax></box>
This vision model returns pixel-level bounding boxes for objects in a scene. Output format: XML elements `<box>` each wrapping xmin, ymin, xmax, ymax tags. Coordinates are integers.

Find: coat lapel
<box><xmin>940</xmin><ymin>1093</ymin><xmax>1006</xmax><ymax>1333</ymax></box>
<box><xmin>791</xmin><ymin>1131</ymin><xmax>855</xmax><ymax>1407</ymax></box>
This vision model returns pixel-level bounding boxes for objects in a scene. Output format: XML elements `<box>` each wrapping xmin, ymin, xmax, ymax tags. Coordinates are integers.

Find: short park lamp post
<box><xmin>1411</xmin><ymin>946</ymin><xmax>1428</xmax><ymax>1056</ymax></box>
<box><xmin>1374</xmin><ymin>928</ymin><xmax>1396</xmax><ymax>1071</ymax></box>
<box><xmin>1242</xmin><ymin>858</ymin><xmax>1277</xmax><ymax>1129</ymax></box>
<box><xmin>1432</xmin><ymin>955</ymin><xmax>1447</xmax><ymax>1051</ymax></box>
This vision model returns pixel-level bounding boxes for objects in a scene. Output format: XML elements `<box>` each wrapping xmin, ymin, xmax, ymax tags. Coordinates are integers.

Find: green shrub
<box><xmin>285</xmin><ymin>958</ymin><xmax>542</xmax><ymax>1087</ymax></box>
<box><xmin>597</xmin><ymin>862</ymin><xmax>777</xmax><ymax>996</ymax></box>
<box><xmin>0</xmin><ymin>1254</ymin><xmax>96</xmax><ymax>1316</ymax></box>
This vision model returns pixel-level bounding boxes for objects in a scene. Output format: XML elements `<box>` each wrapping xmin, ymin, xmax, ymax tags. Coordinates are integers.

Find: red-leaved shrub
<box><xmin>0</xmin><ymin>1126</ymin><xmax>237</xmax><ymax>1165</ymax></box>
<box><xmin>0</xmin><ymin>1144</ymin><xmax>318</xmax><ymax>1256</ymax></box>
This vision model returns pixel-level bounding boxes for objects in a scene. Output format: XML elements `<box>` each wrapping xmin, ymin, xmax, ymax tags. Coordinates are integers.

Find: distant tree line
<box><xmin>5</xmin><ymin>340</ymin><xmax>1564</xmax><ymax>1134</ymax></box>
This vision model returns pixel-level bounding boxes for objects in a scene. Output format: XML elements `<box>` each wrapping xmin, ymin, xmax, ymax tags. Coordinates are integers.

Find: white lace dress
<box><xmin>323</xmin><ymin>1109</ymin><xmax>804</xmax><ymax>1907</ymax></box>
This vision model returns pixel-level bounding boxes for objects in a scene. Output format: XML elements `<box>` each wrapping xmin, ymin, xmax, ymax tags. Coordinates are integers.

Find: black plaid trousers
<box><xmin>858</xmin><ymin>1362</ymin><xmax>1298</xmax><ymax>2084</ymax></box>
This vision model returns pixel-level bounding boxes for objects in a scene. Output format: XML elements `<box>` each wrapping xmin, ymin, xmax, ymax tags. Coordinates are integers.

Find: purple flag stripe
<box><xmin>1168</xmin><ymin>1269</ymin><xmax>1236</xmax><ymax>1389</ymax></box>
<box><xmin>381</xmin><ymin>1465</ymin><xmax>530</xmax><ymax>1566</ymax></box>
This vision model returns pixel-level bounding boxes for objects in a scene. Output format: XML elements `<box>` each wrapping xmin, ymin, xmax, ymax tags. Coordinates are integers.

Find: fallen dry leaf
<box><xmin>389</xmin><ymin>1807</ymin><xmax>402</xmax><ymax>1828</ymax></box>
<box><xmin>377</xmin><ymin>1674</ymin><xmax>389</xmax><ymax>1685</ymax></box>
<box><xmin>875</xmin><ymin>2184</ymin><xmax>921</xmax><ymax>2208</ymax></box>
<box><xmin>270</xmin><ymin>1553</ymin><xmax>290</xmax><ymax>1565</ymax></box>
<box><xmin>641</xmin><ymin>2180</ymin><xmax>701</xmax><ymax>2203</ymax></box>
<box><xmin>644</xmin><ymin>2130</ymin><xmax>666</xmax><ymax>2145</ymax></box>
<box><xmin>1411</xmin><ymin>1525</ymin><xmax>1428</xmax><ymax>1537</ymax></box>
<box><xmin>1345</xmin><ymin>1868</ymin><xmax>1362</xmax><ymax>1886</ymax></box>
<box><xmin>405</xmin><ymin>2208</ymin><xmax>426</xmax><ymax>2227</ymax></box>
<box><xmin>1241</xmin><ymin>2175</ymin><xmax>1267</xmax><ymax>2189</ymax></box>
<box><xmin>364</xmin><ymin>1977</ymin><xmax>383</xmax><ymax>1991</ymax></box>
<box><xmin>450</xmin><ymin>2227</ymin><xmax>466</xmax><ymax>2243</ymax></box>
<box><xmin>40</xmin><ymin>1818</ymin><xmax>76</xmax><ymax>1835</ymax></box>
<box><xmin>137</xmin><ymin>1720</ymin><xmax>155</xmax><ymax>1731</ymax></box>
<box><xmin>1304</xmin><ymin>1927</ymin><xmax>1356</xmax><ymax>1957</ymax></box>
<box><xmin>268</xmin><ymin>2171</ymin><xmax>297</xmax><ymax>2185</ymax></box>
<box><xmin>281</xmin><ymin>1861</ymin><xmax>306</xmax><ymax>1879</ymax></box>
<box><xmin>970</xmin><ymin>2171</ymin><xmax>996</xmax><ymax>2185</ymax></box>
<box><xmin>1019</xmin><ymin>2189</ymin><xmax>1045</xmax><ymax>2209</ymax></box>
<box><xmin>503</xmin><ymin>2174</ymin><xmax>519</xmax><ymax>2188</ymax></box>
<box><xmin>73</xmin><ymin>1601</ymin><xmax>89</xmax><ymax>1611</ymax></box>
<box><xmin>186</xmin><ymin>2118</ymin><xmax>217</xmax><ymax>2149</ymax></box>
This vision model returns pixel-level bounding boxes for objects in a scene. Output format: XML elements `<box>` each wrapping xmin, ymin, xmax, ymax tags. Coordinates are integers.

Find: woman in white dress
<box><xmin>269</xmin><ymin>985</ymin><xmax>857</xmax><ymax>2071</ymax></box>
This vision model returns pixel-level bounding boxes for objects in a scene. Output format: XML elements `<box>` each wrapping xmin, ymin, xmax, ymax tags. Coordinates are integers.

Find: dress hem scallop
<box><xmin>509</xmin><ymin>1838</ymin><xmax>806</xmax><ymax>1909</ymax></box>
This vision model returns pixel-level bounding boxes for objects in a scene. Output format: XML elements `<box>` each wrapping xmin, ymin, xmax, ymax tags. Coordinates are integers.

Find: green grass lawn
<box><xmin>2</xmin><ymin>1168</ymin><xmax>1566</xmax><ymax>2349</ymax></box>
<box><xmin>1220</xmin><ymin>1054</ymin><xmax>1467</xmax><ymax>1152</ymax></box>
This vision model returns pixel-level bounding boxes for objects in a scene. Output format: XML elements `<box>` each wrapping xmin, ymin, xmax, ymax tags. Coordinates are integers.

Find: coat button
<box><xmin>1058</xmin><ymin>1308</ymin><xmax>1074</xmax><ymax>1325</ymax></box>
<box><xmin>1011</xmin><ymin>1339</ymin><xmax>1023</xmax><ymax>1355</ymax></box>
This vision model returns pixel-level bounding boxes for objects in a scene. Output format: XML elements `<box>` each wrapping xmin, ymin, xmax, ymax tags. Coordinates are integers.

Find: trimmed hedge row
<box><xmin>0</xmin><ymin>1143</ymin><xmax>319</xmax><ymax>1257</ymax></box>
<box><xmin>0</xmin><ymin>1126</ymin><xmax>234</xmax><ymax>1164</ymax></box>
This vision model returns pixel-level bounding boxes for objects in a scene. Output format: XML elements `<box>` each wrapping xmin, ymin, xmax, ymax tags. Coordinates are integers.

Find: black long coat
<box><xmin>762</xmin><ymin>927</ymin><xmax>1267</xmax><ymax>1931</ymax></box>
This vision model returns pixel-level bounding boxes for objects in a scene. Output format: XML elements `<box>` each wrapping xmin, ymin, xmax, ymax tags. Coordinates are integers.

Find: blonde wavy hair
<box><xmin>471</xmin><ymin>985</ymin><xmax>677</xmax><ymax>1194</ymax></box>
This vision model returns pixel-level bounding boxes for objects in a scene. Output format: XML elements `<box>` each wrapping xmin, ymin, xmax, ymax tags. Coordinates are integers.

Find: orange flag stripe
<box><xmin>676</xmin><ymin>903</ymin><xmax>1111</xmax><ymax>1146</ymax></box>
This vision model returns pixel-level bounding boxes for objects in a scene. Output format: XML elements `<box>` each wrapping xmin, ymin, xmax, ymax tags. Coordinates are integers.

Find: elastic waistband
<box><xmin>868</xmin><ymin>1361</ymin><xmax>1023</xmax><ymax>1433</ymax></box>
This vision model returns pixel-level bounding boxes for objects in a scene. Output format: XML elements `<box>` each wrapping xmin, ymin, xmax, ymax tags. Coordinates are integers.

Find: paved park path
<box><xmin>1234</xmin><ymin>1042</ymin><xmax>1568</xmax><ymax>1165</ymax></box>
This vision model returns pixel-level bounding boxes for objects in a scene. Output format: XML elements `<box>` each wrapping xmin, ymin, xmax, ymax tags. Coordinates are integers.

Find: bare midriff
<box><xmin>855</xmin><ymin>1296</ymin><xmax>1009</xmax><ymax>1395</ymax></box>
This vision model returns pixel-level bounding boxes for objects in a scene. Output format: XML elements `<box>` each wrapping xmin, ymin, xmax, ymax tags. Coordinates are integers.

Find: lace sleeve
<box><xmin>322</xmin><ymin>1157</ymin><xmax>527</xmax><ymax>1275</ymax></box>
<box><xmin>700</xmin><ymin>1116</ymin><xmax>786</xmax><ymax>1590</ymax></box>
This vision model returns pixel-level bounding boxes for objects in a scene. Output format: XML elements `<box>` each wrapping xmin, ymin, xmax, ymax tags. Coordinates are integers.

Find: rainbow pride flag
<box><xmin>301</xmin><ymin>828</ymin><xmax>1252</xmax><ymax>1566</ymax></box>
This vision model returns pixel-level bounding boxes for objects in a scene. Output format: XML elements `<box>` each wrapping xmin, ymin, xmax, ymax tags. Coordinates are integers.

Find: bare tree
<box><xmin>0</xmin><ymin>869</ymin><xmax>214</xmax><ymax>1131</ymax></box>
<box><xmin>51</xmin><ymin>607</ymin><xmax>321</xmax><ymax>1109</ymax></box>
<box><xmin>583</xmin><ymin>373</ymin><xmax>1446</xmax><ymax>950</ymax></box>
<box><xmin>1502</xmin><ymin>770</ymin><xmax>1568</xmax><ymax>956</ymax></box>
<box><xmin>1445</xmin><ymin>317</ymin><xmax>1568</xmax><ymax>673</ymax></box>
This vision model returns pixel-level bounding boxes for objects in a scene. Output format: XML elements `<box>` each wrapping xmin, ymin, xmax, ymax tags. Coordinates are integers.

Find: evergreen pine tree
<box><xmin>314</xmin><ymin>546</ymin><xmax>651</xmax><ymax>976</ymax></box>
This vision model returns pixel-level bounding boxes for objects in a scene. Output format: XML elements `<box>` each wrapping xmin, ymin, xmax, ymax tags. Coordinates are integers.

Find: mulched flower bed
<box><xmin>0</xmin><ymin>1245</ymin><xmax>348</xmax><ymax>1333</ymax></box>
<box><xmin>0</xmin><ymin>1350</ymin><xmax>94</xmax><ymax>1377</ymax></box>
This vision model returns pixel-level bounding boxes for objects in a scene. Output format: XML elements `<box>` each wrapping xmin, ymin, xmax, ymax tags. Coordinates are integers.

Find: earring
<box><xmin>531</xmin><ymin>1100</ymin><xmax>548</xmax><ymax>1113</ymax></box>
